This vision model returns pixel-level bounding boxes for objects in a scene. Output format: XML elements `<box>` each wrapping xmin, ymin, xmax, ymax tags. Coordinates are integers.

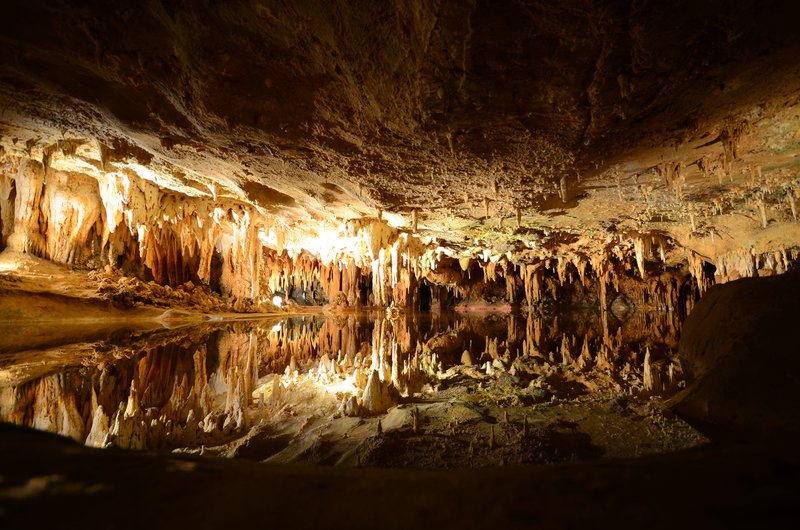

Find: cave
<box><xmin>1</xmin><ymin>1</ymin><xmax>799</xmax><ymax>528</ymax></box>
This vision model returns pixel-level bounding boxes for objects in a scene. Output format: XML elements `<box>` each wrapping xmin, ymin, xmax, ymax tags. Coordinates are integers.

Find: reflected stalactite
<box><xmin>1</xmin><ymin>326</ymin><xmax>265</xmax><ymax>450</ymax></box>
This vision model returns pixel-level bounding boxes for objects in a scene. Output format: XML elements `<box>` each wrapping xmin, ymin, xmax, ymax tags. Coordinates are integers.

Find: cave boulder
<box><xmin>672</xmin><ymin>269</ymin><xmax>800</xmax><ymax>438</ymax></box>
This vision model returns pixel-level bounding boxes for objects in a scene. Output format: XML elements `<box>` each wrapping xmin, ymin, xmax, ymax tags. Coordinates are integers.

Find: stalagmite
<box><xmin>360</xmin><ymin>370</ymin><xmax>397</xmax><ymax>415</ymax></box>
<box><xmin>577</xmin><ymin>335</ymin><xmax>593</xmax><ymax>371</ymax></box>
<box><xmin>757</xmin><ymin>199</ymin><xmax>768</xmax><ymax>229</ymax></box>
<box><xmin>271</xmin><ymin>376</ymin><xmax>282</xmax><ymax>406</ymax></box>
<box><xmin>124</xmin><ymin>380</ymin><xmax>141</xmax><ymax>419</ymax></box>
<box><xmin>461</xmin><ymin>350</ymin><xmax>473</xmax><ymax>366</ymax></box>
<box><xmin>560</xmin><ymin>334</ymin><xmax>573</xmax><ymax>365</ymax></box>
<box><xmin>643</xmin><ymin>347</ymin><xmax>653</xmax><ymax>392</ymax></box>
<box><xmin>614</xmin><ymin>169</ymin><xmax>623</xmax><ymax>200</ymax></box>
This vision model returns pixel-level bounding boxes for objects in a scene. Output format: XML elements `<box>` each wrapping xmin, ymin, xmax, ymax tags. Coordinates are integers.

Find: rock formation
<box><xmin>672</xmin><ymin>269</ymin><xmax>800</xmax><ymax>438</ymax></box>
<box><xmin>0</xmin><ymin>4</ymin><xmax>799</xmax><ymax>523</ymax></box>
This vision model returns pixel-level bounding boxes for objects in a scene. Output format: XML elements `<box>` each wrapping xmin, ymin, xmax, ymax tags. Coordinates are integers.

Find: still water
<box><xmin>0</xmin><ymin>308</ymin><xmax>684</xmax><ymax>457</ymax></box>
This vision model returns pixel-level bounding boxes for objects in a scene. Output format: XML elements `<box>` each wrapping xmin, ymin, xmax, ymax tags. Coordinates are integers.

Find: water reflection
<box><xmin>0</xmin><ymin>309</ymin><xmax>684</xmax><ymax>452</ymax></box>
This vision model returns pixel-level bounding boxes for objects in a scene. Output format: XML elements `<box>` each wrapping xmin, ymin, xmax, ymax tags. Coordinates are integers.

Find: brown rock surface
<box><xmin>674</xmin><ymin>269</ymin><xmax>800</xmax><ymax>438</ymax></box>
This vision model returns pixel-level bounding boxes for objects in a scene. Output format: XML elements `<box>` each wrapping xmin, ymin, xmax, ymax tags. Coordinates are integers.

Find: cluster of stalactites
<box><xmin>416</xmin><ymin>233</ymin><xmax>685</xmax><ymax>313</ymax></box>
<box><xmin>684</xmin><ymin>246</ymin><xmax>798</xmax><ymax>298</ymax></box>
<box><xmin>260</xmin><ymin>249</ymin><xmax>374</xmax><ymax>306</ymax></box>
<box><xmin>0</xmin><ymin>156</ymin><xmax>272</xmax><ymax>303</ymax></box>
<box><xmin>349</xmin><ymin>223</ymin><xmax>429</xmax><ymax>307</ymax></box>
<box><xmin>97</xmin><ymin>170</ymin><xmax>267</xmax><ymax>302</ymax></box>
<box><xmin>1</xmin><ymin>156</ymin><xmax>700</xmax><ymax>313</ymax></box>
<box><xmin>2</xmin><ymin>153</ymin><xmax>797</xmax><ymax>312</ymax></box>
<box><xmin>712</xmin><ymin>247</ymin><xmax>796</xmax><ymax>284</ymax></box>
<box><xmin>0</xmin><ymin>155</ymin><xmax>438</xmax><ymax>307</ymax></box>
<box><xmin>263</xmin><ymin>249</ymin><xmax>324</xmax><ymax>303</ymax></box>
<box><xmin>292</xmin><ymin>220</ymin><xmax>432</xmax><ymax>308</ymax></box>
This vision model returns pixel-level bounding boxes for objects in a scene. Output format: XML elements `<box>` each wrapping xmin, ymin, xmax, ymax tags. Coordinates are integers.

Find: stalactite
<box><xmin>590</xmin><ymin>254</ymin><xmax>611</xmax><ymax>311</ymax></box>
<box><xmin>0</xmin><ymin>171</ymin><xmax>17</xmax><ymax>247</ymax></box>
<box><xmin>720</xmin><ymin>125</ymin><xmax>740</xmax><ymax>178</ymax></box>
<box><xmin>38</xmin><ymin>170</ymin><xmax>103</xmax><ymax>263</ymax></box>
<box><xmin>521</xmin><ymin>262</ymin><xmax>544</xmax><ymax>306</ymax></box>
<box><xmin>673</xmin><ymin>162</ymin><xmax>684</xmax><ymax>200</ymax></box>
<box><xmin>505</xmin><ymin>268</ymin><xmax>517</xmax><ymax>304</ymax></box>
<box><xmin>688</xmin><ymin>252</ymin><xmax>710</xmax><ymax>295</ymax></box>
<box><xmin>5</xmin><ymin>158</ymin><xmax>45</xmax><ymax>255</ymax></box>
<box><xmin>633</xmin><ymin>237</ymin><xmax>649</xmax><ymax>279</ymax></box>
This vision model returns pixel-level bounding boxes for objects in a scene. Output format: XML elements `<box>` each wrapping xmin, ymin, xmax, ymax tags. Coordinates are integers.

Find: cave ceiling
<box><xmin>1</xmin><ymin>0</ymin><xmax>799</xmax><ymax>257</ymax></box>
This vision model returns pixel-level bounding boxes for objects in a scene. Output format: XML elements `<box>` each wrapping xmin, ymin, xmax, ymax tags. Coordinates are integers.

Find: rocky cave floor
<box><xmin>210</xmin><ymin>367</ymin><xmax>706</xmax><ymax>469</ymax></box>
<box><xmin>2</xmin><ymin>422</ymin><xmax>797</xmax><ymax>530</ymax></box>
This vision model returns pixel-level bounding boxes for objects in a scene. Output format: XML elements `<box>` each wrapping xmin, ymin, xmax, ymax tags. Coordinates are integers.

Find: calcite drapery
<box><xmin>1</xmin><ymin>142</ymin><xmax>798</xmax><ymax>311</ymax></box>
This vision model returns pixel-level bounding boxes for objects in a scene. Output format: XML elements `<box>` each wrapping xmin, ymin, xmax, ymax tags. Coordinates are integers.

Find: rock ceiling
<box><xmin>1</xmin><ymin>0</ymin><xmax>799</xmax><ymax>266</ymax></box>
